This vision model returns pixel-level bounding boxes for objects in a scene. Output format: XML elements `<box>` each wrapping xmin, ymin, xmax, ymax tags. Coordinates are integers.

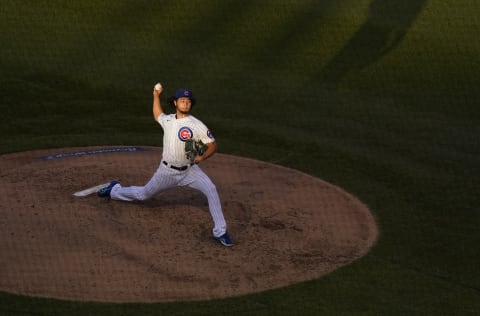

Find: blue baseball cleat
<box><xmin>97</xmin><ymin>181</ymin><xmax>120</xmax><ymax>198</ymax></box>
<box><xmin>215</xmin><ymin>233</ymin><xmax>233</xmax><ymax>247</ymax></box>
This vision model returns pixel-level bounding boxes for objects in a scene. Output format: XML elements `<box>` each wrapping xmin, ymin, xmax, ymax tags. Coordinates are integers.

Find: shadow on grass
<box><xmin>318</xmin><ymin>0</ymin><xmax>427</xmax><ymax>87</ymax></box>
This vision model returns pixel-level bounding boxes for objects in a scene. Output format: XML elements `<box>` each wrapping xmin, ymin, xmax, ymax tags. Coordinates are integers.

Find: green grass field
<box><xmin>1</xmin><ymin>0</ymin><xmax>479</xmax><ymax>315</ymax></box>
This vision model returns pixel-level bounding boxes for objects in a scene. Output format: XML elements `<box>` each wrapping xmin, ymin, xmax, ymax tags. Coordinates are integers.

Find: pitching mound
<box><xmin>0</xmin><ymin>146</ymin><xmax>378</xmax><ymax>302</ymax></box>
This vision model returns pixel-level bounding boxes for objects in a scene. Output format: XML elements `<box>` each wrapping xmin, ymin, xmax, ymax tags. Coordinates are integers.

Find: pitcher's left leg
<box><xmin>184</xmin><ymin>166</ymin><xmax>227</xmax><ymax>238</ymax></box>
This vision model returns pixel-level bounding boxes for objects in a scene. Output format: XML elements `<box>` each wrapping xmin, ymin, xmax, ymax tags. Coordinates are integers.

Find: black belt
<box><xmin>163</xmin><ymin>161</ymin><xmax>193</xmax><ymax>171</ymax></box>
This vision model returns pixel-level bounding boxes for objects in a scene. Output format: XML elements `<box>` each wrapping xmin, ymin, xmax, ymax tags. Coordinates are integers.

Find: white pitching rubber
<box><xmin>73</xmin><ymin>183</ymin><xmax>111</xmax><ymax>197</ymax></box>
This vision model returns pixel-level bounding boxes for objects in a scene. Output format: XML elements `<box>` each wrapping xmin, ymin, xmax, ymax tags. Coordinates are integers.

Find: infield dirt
<box><xmin>0</xmin><ymin>146</ymin><xmax>378</xmax><ymax>302</ymax></box>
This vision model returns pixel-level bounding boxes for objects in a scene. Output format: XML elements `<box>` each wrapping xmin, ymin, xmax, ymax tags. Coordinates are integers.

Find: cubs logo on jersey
<box><xmin>178</xmin><ymin>126</ymin><xmax>193</xmax><ymax>141</ymax></box>
<box><xmin>207</xmin><ymin>130</ymin><xmax>214</xmax><ymax>139</ymax></box>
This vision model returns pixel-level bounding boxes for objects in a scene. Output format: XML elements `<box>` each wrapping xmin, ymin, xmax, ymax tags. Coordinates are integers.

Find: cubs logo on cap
<box><xmin>178</xmin><ymin>126</ymin><xmax>193</xmax><ymax>141</ymax></box>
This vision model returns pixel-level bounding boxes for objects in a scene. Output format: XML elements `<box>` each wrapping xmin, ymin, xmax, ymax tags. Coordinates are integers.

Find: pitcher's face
<box><xmin>175</xmin><ymin>97</ymin><xmax>192</xmax><ymax>114</ymax></box>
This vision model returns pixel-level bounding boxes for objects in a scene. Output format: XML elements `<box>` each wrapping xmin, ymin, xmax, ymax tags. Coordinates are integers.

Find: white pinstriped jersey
<box><xmin>157</xmin><ymin>113</ymin><xmax>215</xmax><ymax>165</ymax></box>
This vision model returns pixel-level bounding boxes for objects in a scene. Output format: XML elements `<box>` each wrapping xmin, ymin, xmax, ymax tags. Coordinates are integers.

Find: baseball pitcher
<box><xmin>97</xmin><ymin>84</ymin><xmax>233</xmax><ymax>247</ymax></box>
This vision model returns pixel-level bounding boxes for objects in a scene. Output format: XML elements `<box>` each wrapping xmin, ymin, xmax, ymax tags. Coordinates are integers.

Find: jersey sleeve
<box><xmin>196</xmin><ymin>121</ymin><xmax>215</xmax><ymax>144</ymax></box>
<box><xmin>157</xmin><ymin>113</ymin><xmax>168</xmax><ymax>128</ymax></box>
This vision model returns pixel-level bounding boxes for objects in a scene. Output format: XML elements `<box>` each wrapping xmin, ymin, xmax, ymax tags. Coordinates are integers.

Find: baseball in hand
<box><xmin>154</xmin><ymin>83</ymin><xmax>162</xmax><ymax>91</ymax></box>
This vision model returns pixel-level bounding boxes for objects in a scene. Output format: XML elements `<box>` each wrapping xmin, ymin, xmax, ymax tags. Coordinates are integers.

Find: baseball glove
<box><xmin>185</xmin><ymin>138</ymin><xmax>208</xmax><ymax>163</ymax></box>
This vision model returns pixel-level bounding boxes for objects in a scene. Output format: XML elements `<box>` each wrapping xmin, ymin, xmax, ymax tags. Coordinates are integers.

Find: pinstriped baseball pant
<box><xmin>110</xmin><ymin>162</ymin><xmax>227</xmax><ymax>238</ymax></box>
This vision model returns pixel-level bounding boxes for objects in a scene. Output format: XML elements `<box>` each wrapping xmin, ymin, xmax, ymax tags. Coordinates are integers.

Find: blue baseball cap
<box><xmin>175</xmin><ymin>88</ymin><xmax>194</xmax><ymax>100</ymax></box>
<box><xmin>170</xmin><ymin>88</ymin><xmax>196</xmax><ymax>107</ymax></box>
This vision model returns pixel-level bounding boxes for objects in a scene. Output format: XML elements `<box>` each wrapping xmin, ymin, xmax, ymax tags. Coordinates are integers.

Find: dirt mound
<box><xmin>0</xmin><ymin>146</ymin><xmax>377</xmax><ymax>302</ymax></box>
